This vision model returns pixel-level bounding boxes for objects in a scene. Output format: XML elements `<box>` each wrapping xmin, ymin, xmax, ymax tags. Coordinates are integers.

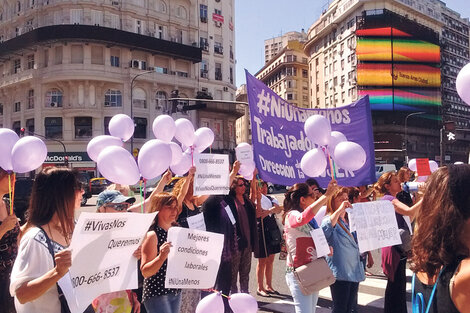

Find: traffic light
<box><xmin>20</xmin><ymin>128</ymin><xmax>25</xmax><ymax>136</ymax></box>
<box><xmin>443</xmin><ymin>121</ymin><xmax>456</xmax><ymax>143</ymax></box>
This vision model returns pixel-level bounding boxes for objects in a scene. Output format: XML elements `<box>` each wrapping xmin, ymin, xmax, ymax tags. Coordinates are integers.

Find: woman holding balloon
<box><xmin>0</xmin><ymin>167</ymin><xmax>20</xmax><ymax>313</ymax></box>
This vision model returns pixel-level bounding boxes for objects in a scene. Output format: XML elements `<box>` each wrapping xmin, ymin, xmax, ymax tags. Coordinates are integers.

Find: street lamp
<box><xmin>404</xmin><ymin>111</ymin><xmax>426</xmax><ymax>165</ymax></box>
<box><xmin>130</xmin><ymin>70</ymin><xmax>156</xmax><ymax>153</ymax></box>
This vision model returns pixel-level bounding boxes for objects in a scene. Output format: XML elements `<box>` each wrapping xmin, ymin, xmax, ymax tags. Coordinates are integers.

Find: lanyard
<box><xmin>412</xmin><ymin>267</ymin><xmax>445</xmax><ymax>313</ymax></box>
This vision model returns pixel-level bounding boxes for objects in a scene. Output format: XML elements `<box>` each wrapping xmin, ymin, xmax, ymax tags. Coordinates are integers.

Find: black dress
<box><xmin>177</xmin><ymin>202</ymin><xmax>201</xmax><ymax>228</ymax></box>
<box><xmin>255</xmin><ymin>196</ymin><xmax>281</xmax><ymax>258</ymax></box>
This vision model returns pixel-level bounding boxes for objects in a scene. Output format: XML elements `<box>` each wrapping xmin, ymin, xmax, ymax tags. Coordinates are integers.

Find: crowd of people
<box><xmin>0</xmin><ymin>161</ymin><xmax>469</xmax><ymax>313</ymax></box>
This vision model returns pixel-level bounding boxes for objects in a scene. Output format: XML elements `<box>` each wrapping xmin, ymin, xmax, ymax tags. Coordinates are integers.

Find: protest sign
<box><xmin>416</xmin><ymin>158</ymin><xmax>431</xmax><ymax>176</ymax></box>
<box><xmin>165</xmin><ymin>227</ymin><xmax>224</xmax><ymax>289</ymax></box>
<box><xmin>194</xmin><ymin>153</ymin><xmax>230</xmax><ymax>195</ymax></box>
<box><xmin>61</xmin><ymin>212</ymin><xmax>157</xmax><ymax>313</ymax></box>
<box><xmin>235</xmin><ymin>144</ymin><xmax>254</xmax><ymax>163</ymax></box>
<box><xmin>187</xmin><ymin>213</ymin><xmax>206</xmax><ymax>231</ymax></box>
<box><xmin>246</xmin><ymin>71</ymin><xmax>376</xmax><ymax>187</ymax></box>
<box><xmin>347</xmin><ymin>201</ymin><xmax>401</xmax><ymax>253</ymax></box>
<box><xmin>310</xmin><ymin>229</ymin><xmax>330</xmax><ymax>258</ymax></box>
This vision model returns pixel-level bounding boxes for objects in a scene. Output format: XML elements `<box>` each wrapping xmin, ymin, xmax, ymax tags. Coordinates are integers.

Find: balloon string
<box><xmin>210</xmin><ymin>145</ymin><xmax>212</xmax><ymax>154</ymax></box>
<box><xmin>208</xmin><ymin>288</ymin><xmax>230</xmax><ymax>299</ymax></box>
<box><xmin>191</xmin><ymin>146</ymin><xmax>194</xmax><ymax>166</ymax></box>
<box><xmin>327</xmin><ymin>149</ymin><xmax>336</xmax><ymax>180</ymax></box>
<box><xmin>143</xmin><ymin>179</ymin><xmax>147</xmax><ymax>211</ymax></box>
<box><xmin>8</xmin><ymin>173</ymin><xmax>13</xmax><ymax>215</ymax></box>
<box><xmin>139</xmin><ymin>179</ymin><xmax>144</xmax><ymax>213</ymax></box>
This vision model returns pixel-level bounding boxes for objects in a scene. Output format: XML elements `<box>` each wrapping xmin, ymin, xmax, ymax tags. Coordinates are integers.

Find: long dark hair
<box><xmin>282</xmin><ymin>183</ymin><xmax>311</xmax><ymax>223</ymax></box>
<box><xmin>411</xmin><ymin>165</ymin><xmax>470</xmax><ymax>277</ymax></box>
<box><xmin>27</xmin><ymin>167</ymin><xmax>81</xmax><ymax>238</ymax></box>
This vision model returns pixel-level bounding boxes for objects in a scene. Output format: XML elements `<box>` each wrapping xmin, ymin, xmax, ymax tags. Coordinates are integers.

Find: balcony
<box><xmin>0</xmin><ymin>25</ymin><xmax>202</xmax><ymax>63</ymax></box>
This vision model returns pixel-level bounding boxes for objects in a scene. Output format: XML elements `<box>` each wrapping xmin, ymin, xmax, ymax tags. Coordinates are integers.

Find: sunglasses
<box><xmin>104</xmin><ymin>203</ymin><xmax>130</xmax><ymax>212</ymax></box>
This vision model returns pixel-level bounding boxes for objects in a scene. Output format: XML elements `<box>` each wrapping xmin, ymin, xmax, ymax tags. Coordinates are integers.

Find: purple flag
<box><xmin>246</xmin><ymin>71</ymin><xmax>376</xmax><ymax>188</ymax></box>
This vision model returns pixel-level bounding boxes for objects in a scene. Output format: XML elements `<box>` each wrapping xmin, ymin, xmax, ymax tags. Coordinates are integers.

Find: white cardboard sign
<box><xmin>187</xmin><ymin>213</ymin><xmax>206</xmax><ymax>231</ymax></box>
<box><xmin>310</xmin><ymin>228</ymin><xmax>330</xmax><ymax>258</ymax></box>
<box><xmin>235</xmin><ymin>144</ymin><xmax>254</xmax><ymax>163</ymax></box>
<box><xmin>347</xmin><ymin>201</ymin><xmax>402</xmax><ymax>253</ymax></box>
<box><xmin>165</xmin><ymin>227</ymin><xmax>224</xmax><ymax>289</ymax></box>
<box><xmin>61</xmin><ymin>212</ymin><xmax>157</xmax><ymax>313</ymax></box>
<box><xmin>194</xmin><ymin>153</ymin><xmax>230</xmax><ymax>196</ymax></box>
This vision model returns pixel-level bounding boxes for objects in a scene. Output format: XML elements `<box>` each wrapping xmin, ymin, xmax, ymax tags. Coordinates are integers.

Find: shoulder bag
<box><xmin>38</xmin><ymin>226</ymin><xmax>72</xmax><ymax>313</ymax></box>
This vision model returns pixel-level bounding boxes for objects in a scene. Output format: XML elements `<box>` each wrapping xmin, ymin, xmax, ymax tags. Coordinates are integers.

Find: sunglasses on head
<box><xmin>104</xmin><ymin>203</ymin><xmax>130</xmax><ymax>212</ymax></box>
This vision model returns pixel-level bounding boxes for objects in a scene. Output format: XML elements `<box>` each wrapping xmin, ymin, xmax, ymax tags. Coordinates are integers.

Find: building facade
<box><xmin>256</xmin><ymin>40</ymin><xmax>310</xmax><ymax>108</ymax></box>
<box><xmin>0</xmin><ymin>0</ymin><xmax>240</xmax><ymax>173</ymax></box>
<box><xmin>264</xmin><ymin>30</ymin><xmax>307</xmax><ymax>63</ymax></box>
<box><xmin>304</xmin><ymin>0</ymin><xmax>470</xmax><ymax>165</ymax></box>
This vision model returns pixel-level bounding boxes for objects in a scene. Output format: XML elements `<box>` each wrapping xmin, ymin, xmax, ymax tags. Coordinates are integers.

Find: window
<box><xmin>0</xmin><ymin>104</ymin><xmax>3</xmax><ymax>116</ymax></box>
<box><xmin>44</xmin><ymin>49</ymin><xmax>48</xmax><ymax>67</ymax></box>
<box><xmin>133</xmin><ymin>88</ymin><xmax>146</xmax><ymax>108</ymax></box>
<box><xmin>26</xmin><ymin>118</ymin><xmax>34</xmax><ymax>134</ymax></box>
<box><xmin>200</xmin><ymin>5</ymin><xmax>208</xmax><ymax>23</ymax></box>
<box><xmin>230</xmin><ymin>45</ymin><xmax>234</xmax><ymax>60</ymax></box>
<box><xmin>135</xmin><ymin>20</ymin><xmax>142</xmax><ymax>34</ymax></box>
<box><xmin>214</xmin><ymin>42</ymin><xmax>223</xmax><ymax>54</ymax></box>
<box><xmin>45</xmin><ymin>117</ymin><xmax>63</xmax><ymax>139</ymax></box>
<box><xmin>200</xmin><ymin>60</ymin><xmax>208</xmax><ymax>78</ymax></box>
<box><xmin>110</xmin><ymin>55</ymin><xmax>120</xmax><ymax>67</ymax></box>
<box><xmin>28</xmin><ymin>89</ymin><xmax>34</xmax><ymax>109</ymax></box>
<box><xmin>134</xmin><ymin>117</ymin><xmax>147</xmax><ymax>139</ymax></box>
<box><xmin>91</xmin><ymin>10</ymin><xmax>103</xmax><ymax>26</ymax></box>
<box><xmin>74</xmin><ymin>117</ymin><xmax>92</xmax><ymax>138</ymax></box>
<box><xmin>200</xmin><ymin>37</ymin><xmax>209</xmax><ymax>51</ymax></box>
<box><xmin>302</xmin><ymin>69</ymin><xmax>308</xmax><ymax>78</ymax></box>
<box><xmin>155</xmin><ymin>91</ymin><xmax>168</xmax><ymax>112</ymax></box>
<box><xmin>104</xmin><ymin>90</ymin><xmax>122</xmax><ymax>107</ymax></box>
<box><xmin>54</xmin><ymin>46</ymin><xmax>63</xmax><ymax>65</ymax></box>
<box><xmin>176</xmin><ymin>6</ymin><xmax>187</xmax><ymax>19</ymax></box>
<box><xmin>159</xmin><ymin>1</ymin><xmax>167</xmax><ymax>13</ymax></box>
<box><xmin>230</xmin><ymin>67</ymin><xmax>233</xmax><ymax>84</ymax></box>
<box><xmin>215</xmin><ymin>63</ymin><xmax>222</xmax><ymax>81</ymax></box>
<box><xmin>45</xmin><ymin>89</ymin><xmax>63</xmax><ymax>107</ymax></box>
<box><xmin>91</xmin><ymin>46</ymin><xmax>103</xmax><ymax>65</ymax></box>
<box><xmin>70</xmin><ymin>9</ymin><xmax>83</xmax><ymax>24</ymax></box>
<box><xmin>27</xmin><ymin>55</ymin><xmax>34</xmax><ymax>69</ymax></box>
<box><xmin>104</xmin><ymin>116</ymin><xmax>112</xmax><ymax>135</ymax></box>
<box><xmin>14</xmin><ymin>102</ymin><xmax>21</xmax><ymax>112</ymax></box>
<box><xmin>13</xmin><ymin>59</ymin><xmax>21</xmax><ymax>74</ymax></box>
<box><xmin>12</xmin><ymin>121</ymin><xmax>21</xmax><ymax>135</ymax></box>
<box><xmin>71</xmin><ymin>45</ymin><xmax>84</xmax><ymax>64</ymax></box>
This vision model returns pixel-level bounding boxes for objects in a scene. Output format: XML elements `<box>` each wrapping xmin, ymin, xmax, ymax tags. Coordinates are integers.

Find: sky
<box><xmin>234</xmin><ymin>0</ymin><xmax>470</xmax><ymax>87</ymax></box>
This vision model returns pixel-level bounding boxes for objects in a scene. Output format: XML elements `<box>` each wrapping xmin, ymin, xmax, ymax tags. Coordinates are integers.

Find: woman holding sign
<box><xmin>321</xmin><ymin>188</ymin><xmax>364</xmax><ymax>313</ymax></box>
<box><xmin>141</xmin><ymin>193</ymin><xmax>181</xmax><ymax>313</ymax></box>
<box><xmin>10</xmin><ymin>167</ymin><xmax>83</xmax><ymax>313</ymax></box>
<box><xmin>283</xmin><ymin>181</ymin><xmax>337</xmax><ymax>313</ymax></box>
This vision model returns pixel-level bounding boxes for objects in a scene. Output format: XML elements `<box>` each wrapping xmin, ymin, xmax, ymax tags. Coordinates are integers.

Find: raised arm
<box><xmin>229</xmin><ymin>161</ymin><xmax>241</xmax><ymax>184</ymax></box>
<box><xmin>392</xmin><ymin>198</ymin><xmax>421</xmax><ymax>220</ymax></box>
<box><xmin>176</xmin><ymin>167</ymin><xmax>196</xmax><ymax>214</ymax></box>
<box><xmin>128</xmin><ymin>170</ymin><xmax>173</xmax><ymax>213</ymax></box>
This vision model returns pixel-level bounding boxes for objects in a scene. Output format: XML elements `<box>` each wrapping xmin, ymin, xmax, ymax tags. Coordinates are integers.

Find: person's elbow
<box><xmin>15</xmin><ymin>284</ymin><xmax>34</xmax><ymax>304</ymax></box>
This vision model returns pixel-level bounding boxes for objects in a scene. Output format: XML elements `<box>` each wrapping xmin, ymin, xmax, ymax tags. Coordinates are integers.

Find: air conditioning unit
<box><xmin>131</xmin><ymin>59</ymin><xmax>140</xmax><ymax>68</ymax></box>
<box><xmin>223</xmin><ymin>86</ymin><xmax>229</xmax><ymax>92</ymax></box>
<box><xmin>214</xmin><ymin>21</ymin><xmax>222</xmax><ymax>28</ymax></box>
<box><xmin>139</xmin><ymin>61</ymin><xmax>147</xmax><ymax>70</ymax></box>
<box><xmin>111</xmin><ymin>1</ymin><xmax>119</xmax><ymax>5</ymax></box>
<box><xmin>201</xmin><ymin>72</ymin><xmax>208</xmax><ymax>78</ymax></box>
<box><xmin>49</xmin><ymin>102</ymin><xmax>58</xmax><ymax>107</ymax></box>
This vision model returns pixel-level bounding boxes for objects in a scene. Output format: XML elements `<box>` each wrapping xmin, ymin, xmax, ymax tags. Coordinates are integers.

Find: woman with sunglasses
<box><xmin>283</xmin><ymin>180</ymin><xmax>337</xmax><ymax>313</ymax></box>
<box><xmin>10</xmin><ymin>167</ymin><xmax>83</xmax><ymax>313</ymax></box>
<box><xmin>321</xmin><ymin>187</ymin><xmax>363</xmax><ymax>313</ymax></box>
<box><xmin>140</xmin><ymin>193</ymin><xmax>180</xmax><ymax>313</ymax></box>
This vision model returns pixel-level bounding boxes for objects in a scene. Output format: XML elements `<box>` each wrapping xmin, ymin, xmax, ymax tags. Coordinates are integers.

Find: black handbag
<box><xmin>38</xmin><ymin>226</ymin><xmax>72</xmax><ymax>313</ymax></box>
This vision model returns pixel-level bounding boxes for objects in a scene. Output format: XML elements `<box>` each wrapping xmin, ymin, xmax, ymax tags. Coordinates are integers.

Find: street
<box><xmin>79</xmin><ymin>193</ymin><xmax>411</xmax><ymax>313</ymax></box>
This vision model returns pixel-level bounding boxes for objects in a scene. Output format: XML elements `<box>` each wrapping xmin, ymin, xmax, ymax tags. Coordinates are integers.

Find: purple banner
<box><xmin>246</xmin><ymin>71</ymin><xmax>376</xmax><ymax>188</ymax></box>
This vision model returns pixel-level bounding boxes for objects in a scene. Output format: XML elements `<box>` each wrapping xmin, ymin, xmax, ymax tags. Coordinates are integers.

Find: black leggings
<box><xmin>384</xmin><ymin>258</ymin><xmax>407</xmax><ymax>313</ymax></box>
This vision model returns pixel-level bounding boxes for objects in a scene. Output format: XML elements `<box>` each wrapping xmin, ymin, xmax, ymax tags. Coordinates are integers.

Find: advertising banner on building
<box><xmin>246</xmin><ymin>71</ymin><xmax>376</xmax><ymax>188</ymax></box>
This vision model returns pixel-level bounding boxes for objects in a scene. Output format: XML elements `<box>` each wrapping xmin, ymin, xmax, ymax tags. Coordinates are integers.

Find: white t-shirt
<box><xmin>10</xmin><ymin>227</ymin><xmax>63</xmax><ymax>313</ymax></box>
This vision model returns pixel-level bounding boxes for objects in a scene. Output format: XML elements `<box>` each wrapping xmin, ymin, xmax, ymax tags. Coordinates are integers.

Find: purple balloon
<box><xmin>327</xmin><ymin>131</ymin><xmax>347</xmax><ymax>155</ymax></box>
<box><xmin>300</xmin><ymin>148</ymin><xmax>327</xmax><ymax>177</ymax></box>
<box><xmin>138</xmin><ymin>139</ymin><xmax>172</xmax><ymax>179</ymax></box>
<box><xmin>97</xmin><ymin>146</ymin><xmax>140</xmax><ymax>185</ymax></box>
<box><xmin>429</xmin><ymin>160</ymin><xmax>439</xmax><ymax>172</ymax></box>
<box><xmin>0</xmin><ymin>128</ymin><xmax>19</xmax><ymax>171</ymax></box>
<box><xmin>304</xmin><ymin>115</ymin><xmax>331</xmax><ymax>146</ymax></box>
<box><xmin>408</xmin><ymin>159</ymin><xmax>417</xmax><ymax>172</ymax></box>
<box><xmin>152</xmin><ymin>115</ymin><xmax>176</xmax><ymax>142</ymax></box>
<box><xmin>334</xmin><ymin>141</ymin><xmax>366</xmax><ymax>171</ymax></box>
<box><xmin>194</xmin><ymin>127</ymin><xmax>215</xmax><ymax>153</ymax></box>
<box><xmin>456</xmin><ymin>63</ymin><xmax>470</xmax><ymax>106</ymax></box>
<box><xmin>87</xmin><ymin>135</ymin><xmax>123</xmax><ymax>162</ymax></box>
<box><xmin>169</xmin><ymin>142</ymin><xmax>183</xmax><ymax>166</ymax></box>
<box><xmin>11</xmin><ymin>137</ymin><xmax>47</xmax><ymax>173</ymax></box>
<box><xmin>196</xmin><ymin>293</ymin><xmax>224</xmax><ymax>313</ymax></box>
<box><xmin>229</xmin><ymin>293</ymin><xmax>258</xmax><ymax>313</ymax></box>
<box><xmin>170</xmin><ymin>152</ymin><xmax>192</xmax><ymax>176</ymax></box>
<box><xmin>239</xmin><ymin>160</ymin><xmax>255</xmax><ymax>178</ymax></box>
<box><xmin>174</xmin><ymin>118</ymin><xmax>196</xmax><ymax>147</ymax></box>
<box><xmin>109</xmin><ymin>114</ymin><xmax>134</xmax><ymax>142</ymax></box>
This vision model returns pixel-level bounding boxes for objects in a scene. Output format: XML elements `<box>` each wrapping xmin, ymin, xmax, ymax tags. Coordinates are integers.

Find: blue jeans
<box><xmin>285</xmin><ymin>271</ymin><xmax>319</xmax><ymax>313</ymax></box>
<box><xmin>144</xmin><ymin>292</ymin><xmax>182</xmax><ymax>313</ymax></box>
<box><xmin>330</xmin><ymin>280</ymin><xmax>359</xmax><ymax>313</ymax></box>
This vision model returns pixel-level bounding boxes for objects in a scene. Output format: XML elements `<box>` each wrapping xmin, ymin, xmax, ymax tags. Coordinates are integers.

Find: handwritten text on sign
<box><xmin>61</xmin><ymin>212</ymin><xmax>157</xmax><ymax>313</ymax></box>
<box><xmin>347</xmin><ymin>201</ymin><xmax>401</xmax><ymax>253</ymax></box>
<box><xmin>194</xmin><ymin>154</ymin><xmax>230</xmax><ymax>196</ymax></box>
<box><xmin>165</xmin><ymin>227</ymin><xmax>224</xmax><ymax>289</ymax></box>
